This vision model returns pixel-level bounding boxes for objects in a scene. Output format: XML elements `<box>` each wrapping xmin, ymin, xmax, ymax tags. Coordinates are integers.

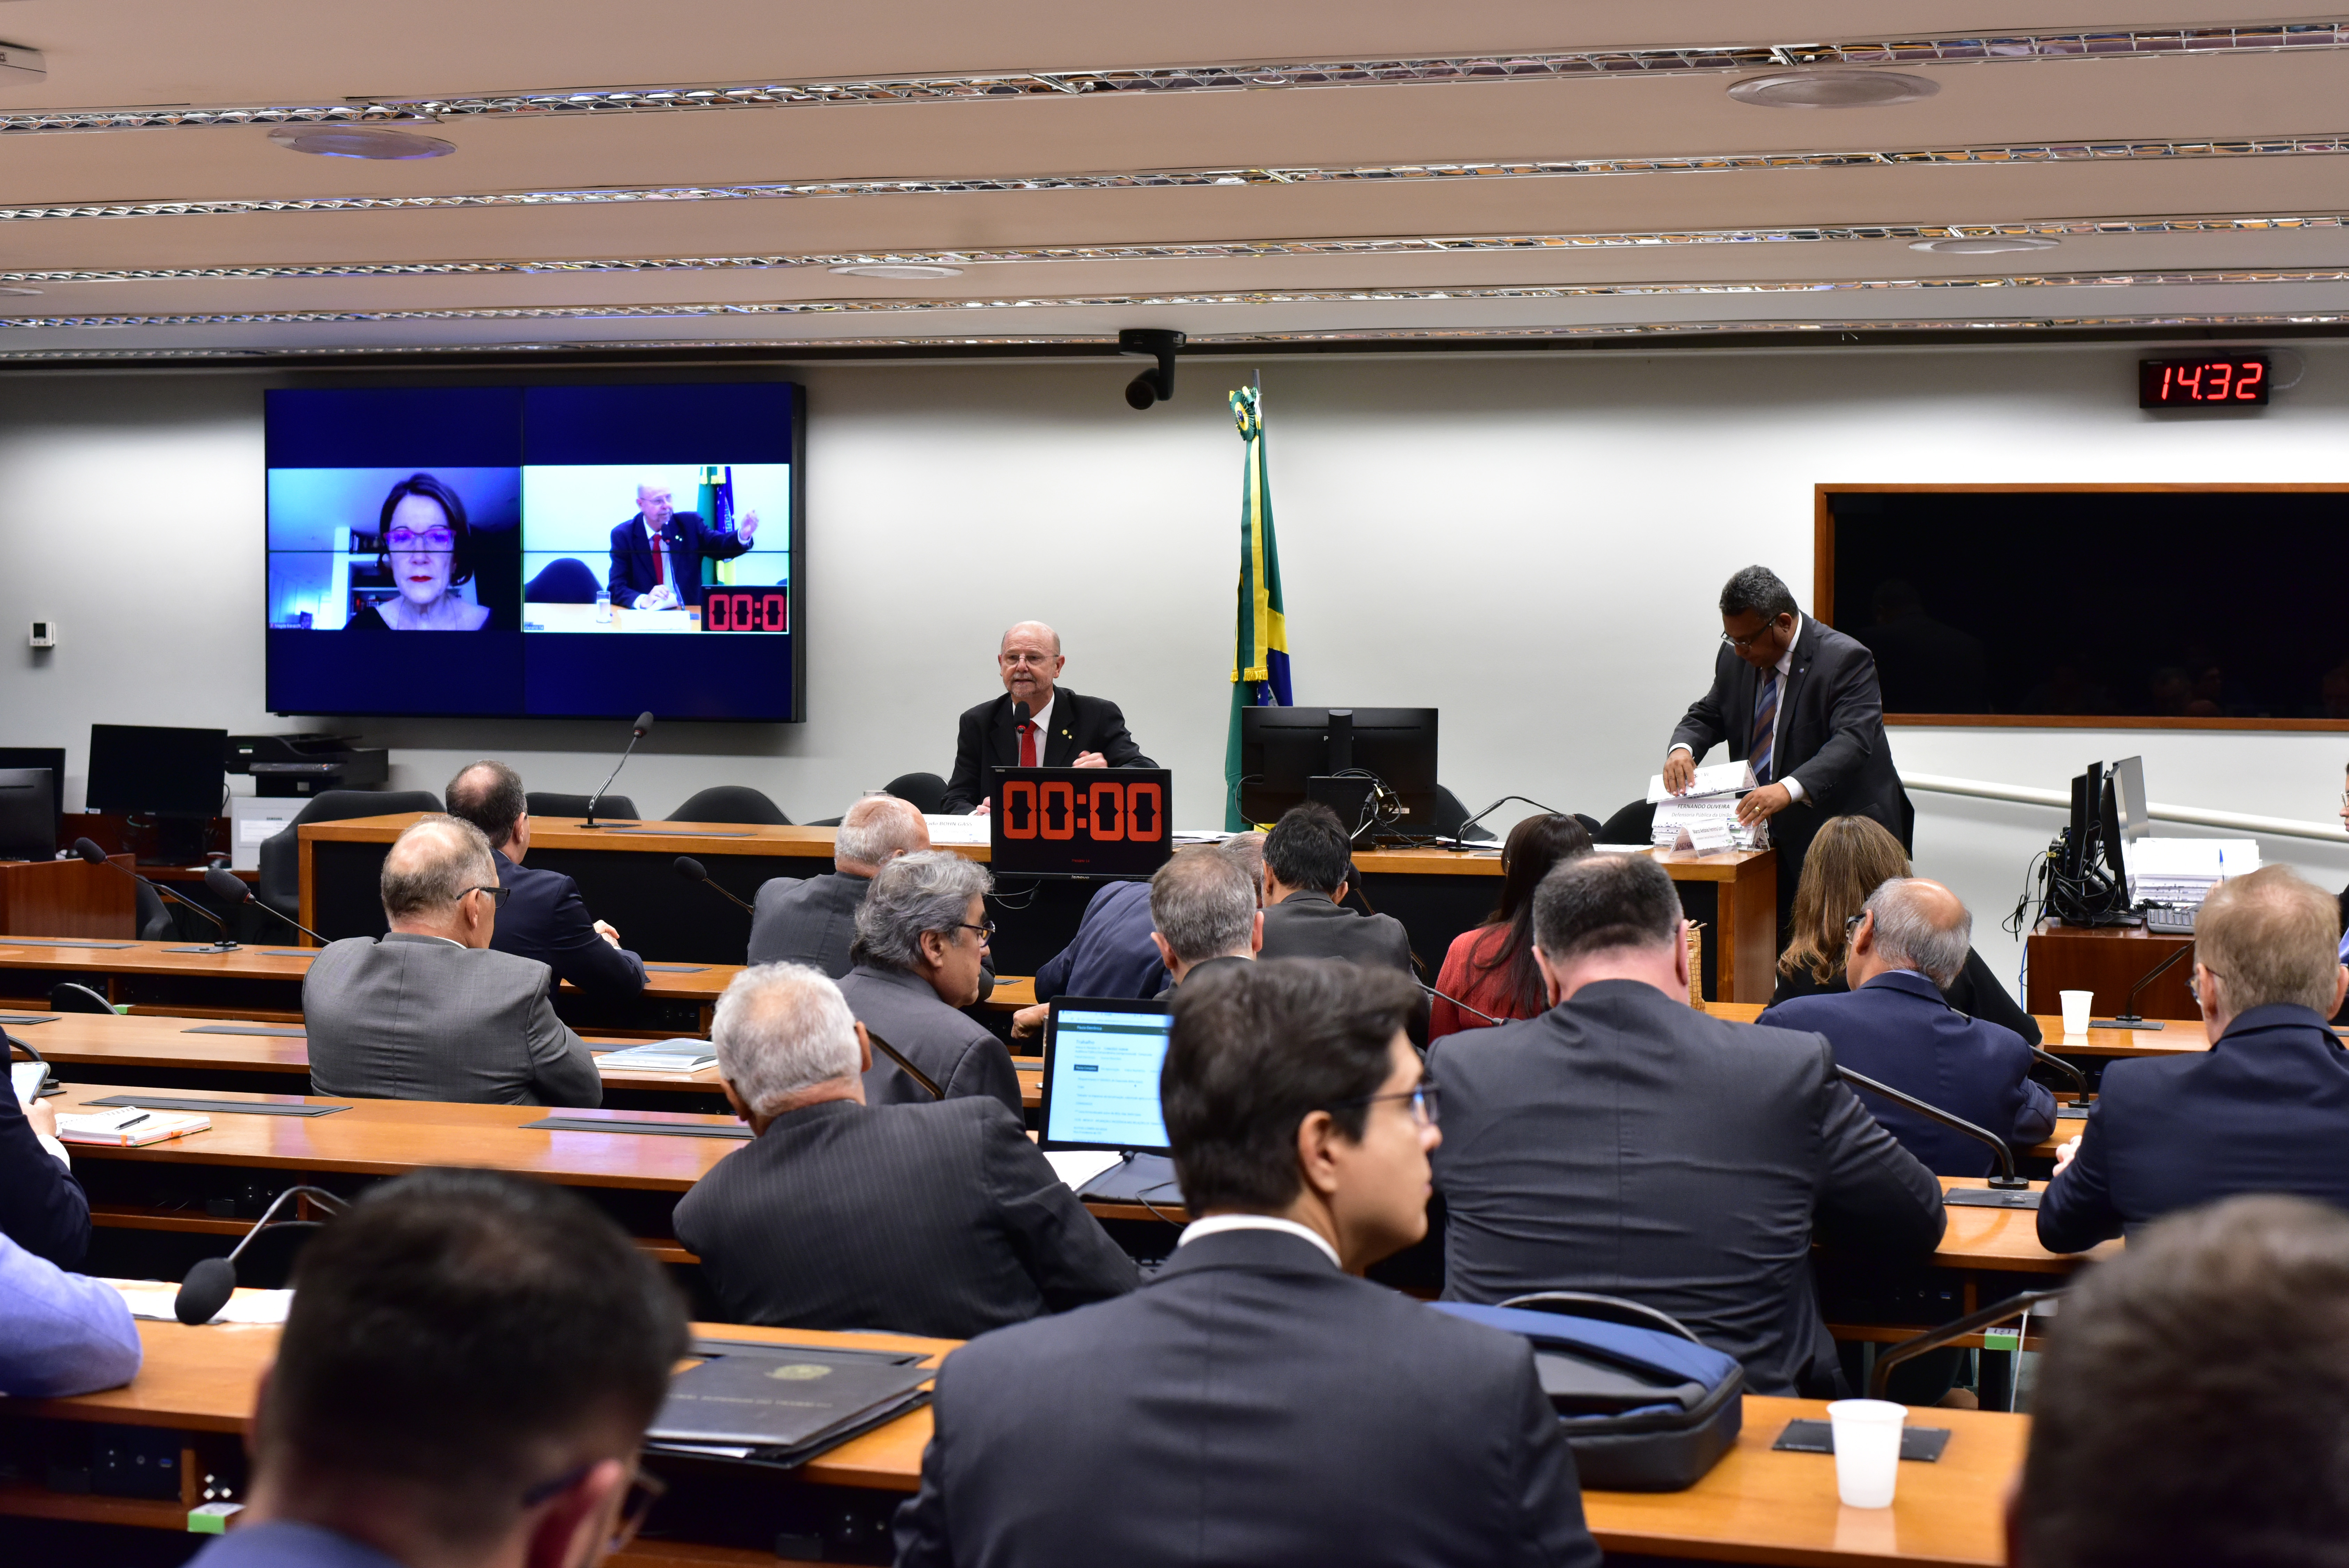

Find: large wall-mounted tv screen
<box><xmin>264</xmin><ymin>382</ymin><xmax>805</xmax><ymax>721</ymax></box>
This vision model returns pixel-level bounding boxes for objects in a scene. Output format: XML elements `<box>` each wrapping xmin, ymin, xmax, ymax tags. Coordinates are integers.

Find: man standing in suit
<box><xmin>939</xmin><ymin>621</ymin><xmax>1153</xmax><ymax>815</ymax></box>
<box><xmin>305</xmin><ymin>816</ymin><xmax>602</xmax><ymax>1107</ymax></box>
<box><xmin>836</xmin><ymin>850</ymin><xmax>1021</xmax><ymax>1113</ymax></box>
<box><xmin>1664</xmin><ymin>565</ymin><xmax>1912</xmax><ymax>932</ymax></box>
<box><xmin>446</xmin><ymin>760</ymin><xmax>647</xmax><ymax>1001</ymax></box>
<box><xmin>1255</xmin><ymin>803</ymin><xmax>1413</xmax><ymax>974</ymax></box>
<box><xmin>749</xmin><ymin>793</ymin><xmax>930</xmax><ymax>974</ymax></box>
<box><xmin>605</xmin><ymin>479</ymin><xmax>755</xmax><ymax>610</ymax></box>
<box><xmin>1759</xmin><ymin>877</ymin><xmax>2055</xmax><ymax>1177</ymax></box>
<box><xmin>677</xmin><ymin>964</ymin><xmax>1135</xmax><ymax>1339</ymax></box>
<box><xmin>1430</xmin><ymin>853</ymin><xmax>1945</xmax><ymax>1396</ymax></box>
<box><xmin>2040</xmin><ymin>865</ymin><xmax>2349</xmax><ymax>1253</ymax></box>
<box><xmin>894</xmin><ymin>958</ymin><xmax>1601</xmax><ymax>1568</ymax></box>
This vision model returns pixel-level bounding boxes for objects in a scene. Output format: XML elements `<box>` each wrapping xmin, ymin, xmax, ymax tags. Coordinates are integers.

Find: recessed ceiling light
<box><xmin>827</xmin><ymin>263</ymin><xmax>965</xmax><ymax>280</ymax></box>
<box><xmin>1910</xmin><ymin>235</ymin><xmax>2061</xmax><ymax>254</ymax></box>
<box><xmin>267</xmin><ymin>126</ymin><xmax>454</xmax><ymax>160</ymax></box>
<box><xmin>1728</xmin><ymin>70</ymin><xmax>1940</xmax><ymax>109</ymax></box>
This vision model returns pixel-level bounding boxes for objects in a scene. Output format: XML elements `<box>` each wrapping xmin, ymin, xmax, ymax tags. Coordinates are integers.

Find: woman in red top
<box><xmin>1430</xmin><ymin>813</ymin><xmax>1593</xmax><ymax>1040</ymax></box>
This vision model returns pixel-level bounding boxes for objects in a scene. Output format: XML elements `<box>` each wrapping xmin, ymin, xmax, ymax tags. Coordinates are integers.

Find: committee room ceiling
<box><xmin>8</xmin><ymin>2</ymin><xmax>2349</xmax><ymax>356</ymax></box>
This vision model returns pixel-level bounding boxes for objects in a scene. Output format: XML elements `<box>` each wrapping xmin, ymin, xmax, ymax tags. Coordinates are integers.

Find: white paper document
<box><xmin>1043</xmin><ymin>1150</ymin><xmax>1124</xmax><ymax>1191</ymax></box>
<box><xmin>1650</xmin><ymin>795</ymin><xmax>1763</xmax><ymax>854</ymax></box>
<box><xmin>921</xmin><ymin>814</ymin><xmax>991</xmax><ymax>847</ymax></box>
<box><xmin>1647</xmin><ymin>760</ymin><xmax>1755</xmax><ymax>804</ymax></box>
<box><xmin>108</xmin><ymin>1282</ymin><xmax>294</xmax><ymax>1325</ymax></box>
<box><xmin>595</xmin><ymin>1040</ymin><xmax>718</xmax><ymax>1074</ymax></box>
<box><xmin>2125</xmin><ymin>838</ymin><xmax>2260</xmax><ymax>905</ymax></box>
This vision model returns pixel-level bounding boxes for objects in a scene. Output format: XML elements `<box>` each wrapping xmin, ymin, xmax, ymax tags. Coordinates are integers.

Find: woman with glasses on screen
<box><xmin>348</xmin><ymin>472</ymin><xmax>490</xmax><ymax>631</ymax></box>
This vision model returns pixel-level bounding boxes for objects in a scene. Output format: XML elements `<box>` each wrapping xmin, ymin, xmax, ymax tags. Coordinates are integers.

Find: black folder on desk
<box><xmin>648</xmin><ymin>1342</ymin><xmax>933</xmax><ymax>1468</ymax></box>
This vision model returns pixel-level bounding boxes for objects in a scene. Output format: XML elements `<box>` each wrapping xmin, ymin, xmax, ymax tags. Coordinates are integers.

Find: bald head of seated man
<box><xmin>445</xmin><ymin>759</ymin><xmax>648</xmax><ymax>1001</ymax></box>
<box><xmin>939</xmin><ymin>620</ymin><xmax>1156</xmax><ymax>815</ymax></box>
<box><xmin>302</xmin><ymin>815</ymin><xmax>602</xmax><ymax>1108</ymax></box>
<box><xmin>747</xmin><ymin>793</ymin><xmax>967</xmax><ymax>981</ymax></box>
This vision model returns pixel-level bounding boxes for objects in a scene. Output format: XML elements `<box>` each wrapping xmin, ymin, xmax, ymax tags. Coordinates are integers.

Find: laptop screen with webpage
<box><xmin>1039</xmin><ymin>997</ymin><xmax>1174</xmax><ymax>1155</ymax></box>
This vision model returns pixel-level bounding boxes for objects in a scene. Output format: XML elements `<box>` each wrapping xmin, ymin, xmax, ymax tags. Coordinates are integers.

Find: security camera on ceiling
<box><xmin>1119</xmin><ymin>328</ymin><xmax>1184</xmax><ymax>409</ymax></box>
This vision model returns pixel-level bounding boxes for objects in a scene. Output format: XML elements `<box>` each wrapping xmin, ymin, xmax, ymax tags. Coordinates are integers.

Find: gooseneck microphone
<box><xmin>74</xmin><ymin>838</ymin><xmax>238</xmax><ymax>952</ymax></box>
<box><xmin>174</xmin><ymin>1185</ymin><xmax>348</xmax><ymax>1325</ymax></box>
<box><xmin>674</xmin><ymin>856</ymin><xmax>754</xmax><ymax>915</ymax></box>
<box><xmin>1837</xmin><ymin>1065</ymin><xmax>2036</xmax><ymax>1202</ymax></box>
<box><xmin>582</xmin><ymin>711</ymin><xmax>655</xmax><ymax>829</ymax></box>
<box><xmin>1418</xmin><ymin>980</ymin><xmax>1502</xmax><ymax>1027</ymax></box>
<box><xmin>204</xmin><ymin>865</ymin><xmax>329</xmax><ymax>947</ymax></box>
<box><xmin>2099</xmin><ymin>943</ymin><xmax>2192</xmax><ymax>1031</ymax></box>
<box><xmin>866</xmin><ymin>1028</ymin><xmax>944</xmax><ymax>1100</ymax></box>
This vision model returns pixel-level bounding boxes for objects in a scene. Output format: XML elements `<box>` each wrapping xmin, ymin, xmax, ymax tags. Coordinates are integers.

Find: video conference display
<box><xmin>264</xmin><ymin>383</ymin><xmax>804</xmax><ymax>720</ymax></box>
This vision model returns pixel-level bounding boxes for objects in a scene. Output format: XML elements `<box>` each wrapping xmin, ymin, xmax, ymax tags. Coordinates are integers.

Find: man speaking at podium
<box><xmin>1664</xmin><ymin>566</ymin><xmax>1910</xmax><ymax>929</ymax></box>
<box><xmin>942</xmin><ymin>621</ymin><xmax>1155</xmax><ymax>815</ymax></box>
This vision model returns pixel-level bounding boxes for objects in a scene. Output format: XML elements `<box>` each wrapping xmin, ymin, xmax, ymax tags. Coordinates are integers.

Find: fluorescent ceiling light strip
<box><xmin>14</xmin><ymin>137</ymin><xmax>2349</xmax><ymax>224</ymax></box>
<box><xmin>6</xmin><ymin>23</ymin><xmax>2347</xmax><ymax>135</ymax></box>
<box><xmin>7</xmin><ymin>213</ymin><xmax>2347</xmax><ymax>285</ymax></box>
<box><xmin>11</xmin><ymin>267</ymin><xmax>2349</xmax><ymax>329</ymax></box>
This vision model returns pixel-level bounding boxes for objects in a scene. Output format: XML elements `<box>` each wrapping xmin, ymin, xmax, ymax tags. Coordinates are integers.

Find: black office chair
<box><xmin>1595</xmin><ymin>799</ymin><xmax>1656</xmax><ymax>846</ymax></box>
<box><xmin>49</xmin><ymin>981</ymin><xmax>115</xmax><ymax>1015</ymax></box>
<box><xmin>882</xmin><ymin>772</ymin><xmax>948</xmax><ymax>815</ymax></box>
<box><xmin>1429</xmin><ymin>786</ymin><xmax>1497</xmax><ymax>843</ymax></box>
<box><xmin>526</xmin><ymin>792</ymin><xmax>637</xmax><ymax>821</ymax></box>
<box><xmin>668</xmin><ymin>785</ymin><xmax>790</xmax><ymax>826</ymax></box>
<box><xmin>524</xmin><ymin>557</ymin><xmax>601</xmax><ymax>604</ymax></box>
<box><xmin>134</xmin><ymin>879</ymin><xmax>174</xmax><ymax>941</ymax></box>
<box><xmin>256</xmin><ymin>789</ymin><xmax>443</xmax><ymax>926</ymax></box>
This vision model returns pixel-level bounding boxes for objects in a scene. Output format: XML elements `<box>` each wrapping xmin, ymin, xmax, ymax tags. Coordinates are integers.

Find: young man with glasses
<box><xmin>189</xmin><ymin>1168</ymin><xmax>687</xmax><ymax>1568</ymax></box>
<box><xmin>304</xmin><ymin>816</ymin><xmax>601</xmax><ymax>1107</ymax></box>
<box><xmin>2040</xmin><ymin>864</ymin><xmax>2349</xmax><ymax>1252</ymax></box>
<box><xmin>895</xmin><ymin>958</ymin><xmax>1601</xmax><ymax>1568</ymax></box>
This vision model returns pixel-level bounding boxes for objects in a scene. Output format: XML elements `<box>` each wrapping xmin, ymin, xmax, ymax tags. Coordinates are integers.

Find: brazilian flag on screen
<box><xmin>1224</xmin><ymin>383</ymin><xmax>1292</xmax><ymax>830</ymax></box>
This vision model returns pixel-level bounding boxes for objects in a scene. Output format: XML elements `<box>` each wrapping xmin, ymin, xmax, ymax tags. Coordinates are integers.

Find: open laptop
<box><xmin>1039</xmin><ymin>996</ymin><xmax>1182</xmax><ymax>1205</ymax></box>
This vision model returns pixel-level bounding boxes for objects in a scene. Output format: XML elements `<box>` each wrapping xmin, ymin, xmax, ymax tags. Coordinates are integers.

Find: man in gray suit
<box><xmin>746</xmin><ymin>794</ymin><xmax>926</xmax><ymax>975</ymax></box>
<box><xmin>1429</xmin><ymin>852</ymin><xmax>1945</xmax><ymax>1397</ymax></box>
<box><xmin>305</xmin><ymin>816</ymin><xmax>601</xmax><ymax>1108</ymax></box>
<box><xmin>676</xmin><ymin>963</ymin><xmax>1134</xmax><ymax>1339</ymax></box>
<box><xmin>836</xmin><ymin>851</ymin><xmax>1021</xmax><ymax>1114</ymax></box>
<box><xmin>1255</xmin><ymin>803</ymin><xmax>1413</xmax><ymax>975</ymax></box>
<box><xmin>895</xmin><ymin>959</ymin><xmax>1601</xmax><ymax>1568</ymax></box>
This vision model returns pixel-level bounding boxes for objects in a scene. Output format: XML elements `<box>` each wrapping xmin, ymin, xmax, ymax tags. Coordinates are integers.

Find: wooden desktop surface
<box><xmin>21</xmin><ymin>1313</ymin><xmax>2024</xmax><ymax>1567</ymax></box>
<box><xmin>1698</xmin><ymin>1001</ymin><xmax>2205</xmax><ymax>1059</ymax></box>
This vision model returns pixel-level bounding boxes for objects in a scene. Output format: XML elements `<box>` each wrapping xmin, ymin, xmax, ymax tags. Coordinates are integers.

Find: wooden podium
<box><xmin>2027</xmin><ymin>920</ymin><xmax>2194</xmax><ymax>1021</ymax></box>
<box><xmin>0</xmin><ymin>857</ymin><xmax>136</xmax><ymax>940</ymax></box>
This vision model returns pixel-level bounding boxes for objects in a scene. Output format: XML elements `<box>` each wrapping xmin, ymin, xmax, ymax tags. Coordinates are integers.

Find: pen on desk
<box><xmin>115</xmin><ymin>1112</ymin><xmax>149</xmax><ymax>1130</ymax></box>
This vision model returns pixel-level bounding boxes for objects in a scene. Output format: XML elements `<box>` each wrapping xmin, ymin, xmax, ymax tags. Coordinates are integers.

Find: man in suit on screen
<box><xmin>1663</xmin><ymin>565</ymin><xmax>1912</xmax><ymax>932</ymax></box>
<box><xmin>939</xmin><ymin>621</ymin><xmax>1154</xmax><ymax>815</ymax></box>
<box><xmin>605</xmin><ymin>480</ymin><xmax>756</xmax><ymax>610</ymax></box>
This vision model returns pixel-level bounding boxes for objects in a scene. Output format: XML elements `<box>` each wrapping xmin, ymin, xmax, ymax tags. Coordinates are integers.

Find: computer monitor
<box><xmin>1038</xmin><ymin>996</ymin><xmax>1174</xmax><ymax>1155</ymax></box>
<box><xmin>1237</xmin><ymin>706</ymin><xmax>1438</xmax><ymax>834</ymax></box>
<box><xmin>2107</xmin><ymin>755</ymin><xmax>2150</xmax><ymax>842</ymax></box>
<box><xmin>0</xmin><ymin>747</ymin><xmax>66</xmax><ymax>841</ymax></box>
<box><xmin>0</xmin><ymin>769</ymin><xmax>55</xmax><ymax>861</ymax></box>
<box><xmin>87</xmin><ymin>724</ymin><xmax>228</xmax><ymax>865</ymax></box>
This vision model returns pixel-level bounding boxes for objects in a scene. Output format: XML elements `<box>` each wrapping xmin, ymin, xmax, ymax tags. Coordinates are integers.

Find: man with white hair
<box><xmin>837</xmin><ymin>851</ymin><xmax>1022</xmax><ymax>1111</ymax></box>
<box><xmin>748</xmin><ymin>794</ymin><xmax>994</xmax><ymax>999</ymax></box>
<box><xmin>1758</xmin><ymin>876</ymin><xmax>2054</xmax><ymax>1178</ymax></box>
<box><xmin>605</xmin><ymin>478</ymin><xmax>756</xmax><ymax>611</ymax></box>
<box><xmin>1149</xmin><ymin>845</ymin><xmax>1263</xmax><ymax>993</ymax></box>
<box><xmin>675</xmin><ymin>963</ymin><xmax>1135</xmax><ymax>1338</ymax></box>
<box><xmin>305</xmin><ymin>815</ymin><xmax>601</xmax><ymax>1107</ymax></box>
<box><xmin>939</xmin><ymin>621</ymin><xmax>1154</xmax><ymax>815</ymax></box>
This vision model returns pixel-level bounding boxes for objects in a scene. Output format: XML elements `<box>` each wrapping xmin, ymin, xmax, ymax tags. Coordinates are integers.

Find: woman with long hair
<box><xmin>1430</xmin><ymin>813</ymin><xmax>1593</xmax><ymax>1039</ymax></box>
<box><xmin>1773</xmin><ymin>813</ymin><xmax>2041</xmax><ymax>1042</ymax></box>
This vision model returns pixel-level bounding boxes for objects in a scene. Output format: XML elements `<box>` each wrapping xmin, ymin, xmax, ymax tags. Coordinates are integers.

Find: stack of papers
<box><xmin>921</xmin><ymin>814</ymin><xmax>990</xmax><ymax>847</ymax></box>
<box><xmin>1043</xmin><ymin>1150</ymin><xmax>1124</xmax><ymax>1190</ymax></box>
<box><xmin>57</xmin><ymin>1107</ymin><xmax>211</xmax><ymax>1146</ymax></box>
<box><xmin>1646</xmin><ymin>762</ymin><xmax>1763</xmax><ymax>854</ymax></box>
<box><xmin>596</xmin><ymin>1040</ymin><xmax>718</xmax><ymax>1075</ymax></box>
<box><xmin>2126</xmin><ymin>838</ymin><xmax>2261</xmax><ymax>908</ymax></box>
<box><xmin>108</xmin><ymin>1281</ymin><xmax>294</xmax><ymax>1325</ymax></box>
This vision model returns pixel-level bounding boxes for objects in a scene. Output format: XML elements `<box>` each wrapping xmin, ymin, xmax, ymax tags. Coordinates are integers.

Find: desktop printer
<box><xmin>225</xmin><ymin>735</ymin><xmax>390</xmax><ymax>798</ymax></box>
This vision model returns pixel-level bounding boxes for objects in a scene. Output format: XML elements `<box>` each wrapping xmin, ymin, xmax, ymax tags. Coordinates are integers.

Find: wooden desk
<box><xmin>304</xmin><ymin>815</ymin><xmax>1782</xmax><ymax>1003</ymax></box>
<box><xmin>2026</xmin><ymin>921</ymin><xmax>2194</xmax><ymax>1020</ymax></box>
<box><xmin>13</xmin><ymin>1311</ymin><xmax>2023</xmax><ymax>1567</ymax></box>
<box><xmin>0</xmin><ymin>858</ymin><xmax>134</xmax><ymax>940</ymax></box>
<box><xmin>1705</xmin><ymin>1001</ymin><xmax>2207</xmax><ymax>1060</ymax></box>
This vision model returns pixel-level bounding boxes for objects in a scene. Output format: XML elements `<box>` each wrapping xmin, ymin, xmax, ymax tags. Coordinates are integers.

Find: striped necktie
<box><xmin>1751</xmin><ymin>670</ymin><xmax>1781</xmax><ymax>784</ymax></box>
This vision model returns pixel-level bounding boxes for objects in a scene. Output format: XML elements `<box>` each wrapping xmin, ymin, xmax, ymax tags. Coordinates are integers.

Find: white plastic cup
<box><xmin>1826</xmin><ymin>1398</ymin><xmax>1906</xmax><ymax>1509</ymax></box>
<box><xmin>2059</xmin><ymin>990</ymin><xmax>2094</xmax><ymax>1036</ymax></box>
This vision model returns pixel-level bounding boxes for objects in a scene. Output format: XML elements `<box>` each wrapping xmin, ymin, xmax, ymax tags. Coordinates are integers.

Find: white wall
<box><xmin>3</xmin><ymin>344</ymin><xmax>2346</xmax><ymax>1001</ymax></box>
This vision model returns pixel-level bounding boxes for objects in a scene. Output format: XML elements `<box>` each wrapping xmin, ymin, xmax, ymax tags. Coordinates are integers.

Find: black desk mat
<box><xmin>83</xmin><ymin>1093</ymin><xmax>346</xmax><ymax>1118</ymax></box>
<box><xmin>0</xmin><ymin>938</ymin><xmax>135</xmax><ymax>949</ymax></box>
<box><xmin>1773</xmin><ymin>1420</ymin><xmax>1952</xmax><ymax>1462</ymax></box>
<box><xmin>523</xmin><ymin>1115</ymin><xmax>750</xmax><ymax>1140</ymax></box>
<box><xmin>182</xmin><ymin>1025</ymin><xmax>308</xmax><ymax>1038</ymax></box>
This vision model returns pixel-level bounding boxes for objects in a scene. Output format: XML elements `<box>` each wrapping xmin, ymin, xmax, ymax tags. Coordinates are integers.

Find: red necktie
<box><xmin>1018</xmin><ymin>722</ymin><xmax>1038</xmax><ymax>768</ymax></box>
<box><xmin>650</xmin><ymin>532</ymin><xmax>667</xmax><ymax>587</ymax></box>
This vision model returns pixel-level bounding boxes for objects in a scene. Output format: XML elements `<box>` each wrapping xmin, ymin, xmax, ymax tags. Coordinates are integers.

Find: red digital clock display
<box><xmin>2140</xmin><ymin>355</ymin><xmax>2269</xmax><ymax>407</ymax></box>
<box><xmin>700</xmin><ymin>589</ymin><xmax>789</xmax><ymax>633</ymax></box>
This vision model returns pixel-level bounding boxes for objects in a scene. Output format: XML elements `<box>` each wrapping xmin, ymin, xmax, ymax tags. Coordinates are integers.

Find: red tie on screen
<box><xmin>650</xmin><ymin>534</ymin><xmax>667</xmax><ymax>587</ymax></box>
<box><xmin>1018</xmin><ymin>722</ymin><xmax>1038</xmax><ymax>768</ymax></box>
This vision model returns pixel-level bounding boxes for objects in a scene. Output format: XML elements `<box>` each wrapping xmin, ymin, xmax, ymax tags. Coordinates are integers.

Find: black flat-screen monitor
<box><xmin>1238</xmin><ymin>706</ymin><xmax>1438</xmax><ymax>830</ymax></box>
<box><xmin>87</xmin><ymin>724</ymin><xmax>227</xmax><ymax>817</ymax></box>
<box><xmin>0</xmin><ymin>769</ymin><xmax>55</xmax><ymax>861</ymax></box>
<box><xmin>989</xmin><ymin>767</ymin><xmax>1172</xmax><ymax>879</ymax></box>
<box><xmin>0</xmin><ymin>747</ymin><xmax>66</xmax><ymax>840</ymax></box>
<box><xmin>263</xmin><ymin>382</ymin><xmax>806</xmax><ymax>721</ymax></box>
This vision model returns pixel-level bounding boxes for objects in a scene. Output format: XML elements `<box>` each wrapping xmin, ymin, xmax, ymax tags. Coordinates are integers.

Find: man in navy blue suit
<box><xmin>2040</xmin><ymin>865</ymin><xmax>2349</xmax><ymax>1253</ymax></box>
<box><xmin>604</xmin><ymin>479</ymin><xmax>755</xmax><ymax>610</ymax></box>
<box><xmin>1759</xmin><ymin>877</ymin><xmax>2054</xmax><ymax>1177</ymax></box>
<box><xmin>446</xmin><ymin>761</ymin><xmax>648</xmax><ymax>1001</ymax></box>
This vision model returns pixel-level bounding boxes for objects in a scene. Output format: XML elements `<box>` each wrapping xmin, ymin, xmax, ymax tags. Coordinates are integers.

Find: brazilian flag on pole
<box><xmin>1224</xmin><ymin>380</ymin><xmax>1292</xmax><ymax>830</ymax></box>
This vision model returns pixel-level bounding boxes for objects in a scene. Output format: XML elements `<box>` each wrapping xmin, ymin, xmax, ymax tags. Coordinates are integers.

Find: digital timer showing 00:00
<box><xmin>998</xmin><ymin>779</ymin><xmax>1166</xmax><ymax>842</ymax></box>
<box><xmin>2139</xmin><ymin>355</ymin><xmax>2269</xmax><ymax>408</ymax></box>
<box><xmin>701</xmin><ymin>590</ymin><xmax>789</xmax><ymax>632</ymax></box>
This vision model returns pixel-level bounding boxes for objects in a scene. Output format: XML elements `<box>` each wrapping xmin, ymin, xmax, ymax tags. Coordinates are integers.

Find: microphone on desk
<box><xmin>203</xmin><ymin>865</ymin><xmax>329</xmax><ymax>947</ymax></box>
<box><xmin>2096</xmin><ymin>943</ymin><xmax>2192</xmax><ymax>1031</ymax></box>
<box><xmin>1836</xmin><ymin>1064</ymin><xmax>2038</xmax><ymax>1207</ymax></box>
<box><xmin>2028</xmin><ymin>1045</ymin><xmax>2090</xmax><ymax>1108</ymax></box>
<box><xmin>673</xmin><ymin>856</ymin><xmax>754</xmax><ymax>916</ymax></box>
<box><xmin>174</xmin><ymin>1185</ymin><xmax>348</xmax><ymax>1325</ymax></box>
<box><xmin>72</xmin><ymin>838</ymin><xmax>238</xmax><ymax>952</ymax></box>
<box><xmin>581</xmin><ymin>712</ymin><xmax>655</xmax><ymax>830</ymax></box>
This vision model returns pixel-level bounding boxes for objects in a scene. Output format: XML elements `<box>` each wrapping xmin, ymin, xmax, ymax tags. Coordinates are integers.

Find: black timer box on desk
<box><xmin>989</xmin><ymin>768</ymin><xmax>1174</xmax><ymax>879</ymax></box>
